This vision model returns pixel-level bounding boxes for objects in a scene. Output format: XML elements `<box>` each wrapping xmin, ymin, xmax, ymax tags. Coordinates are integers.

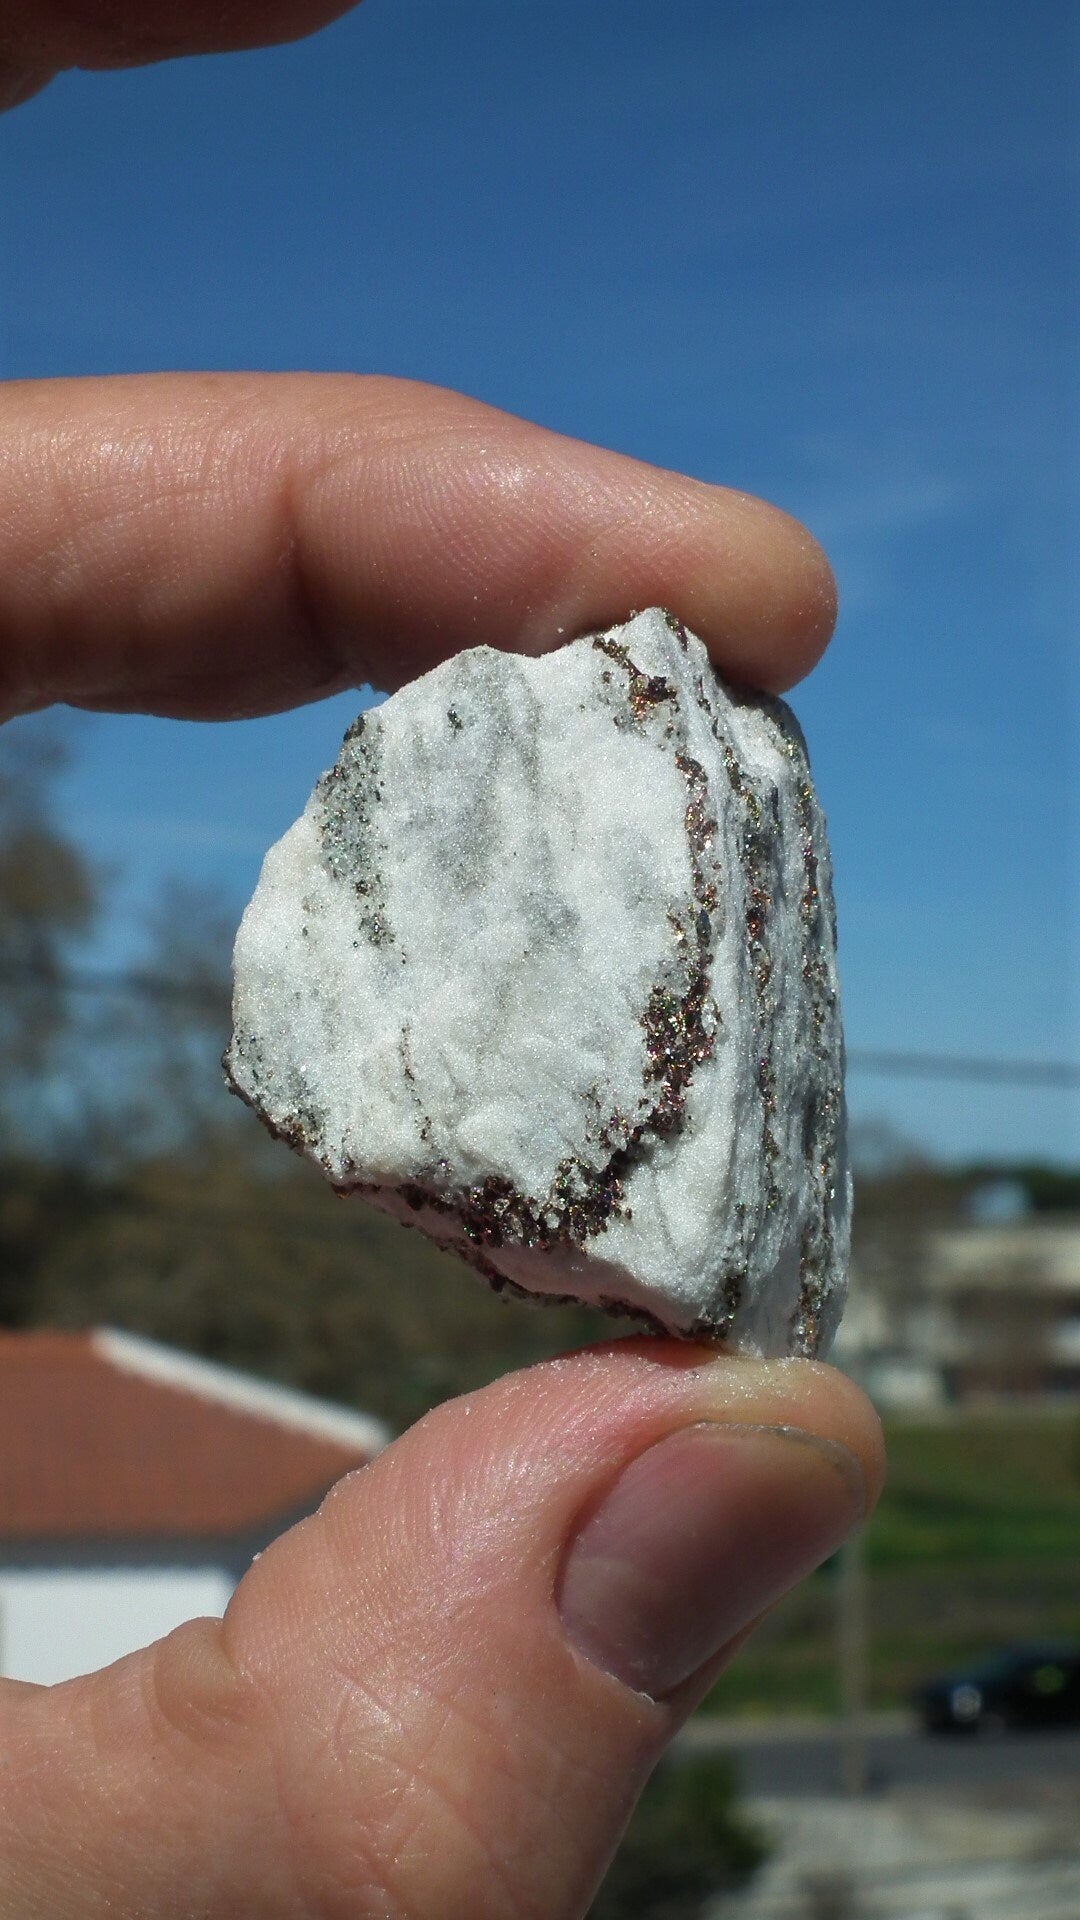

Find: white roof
<box><xmin>92</xmin><ymin>1327</ymin><xmax>390</xmax><ymax>1455</ymax></box>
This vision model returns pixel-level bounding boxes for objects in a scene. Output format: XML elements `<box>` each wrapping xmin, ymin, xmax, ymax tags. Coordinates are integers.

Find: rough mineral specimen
<box><xmin>225</xmin><ymin>608</ymin><xmax>849</xmax><ymax>1356</ymax></box>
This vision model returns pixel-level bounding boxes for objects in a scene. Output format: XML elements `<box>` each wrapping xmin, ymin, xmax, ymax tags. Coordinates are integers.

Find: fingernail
<box><xmin>557</xmin><ymin>1423</ymin><xmax>864</xmax><ymax>1700</ymax></box>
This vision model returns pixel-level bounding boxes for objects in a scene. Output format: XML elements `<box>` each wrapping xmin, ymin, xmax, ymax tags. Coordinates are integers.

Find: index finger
<box><xmin>0</xmin><ymin>2</ymin><xmax>361</xmax><ymax>111</ymax></box>
<box><xmin>0</xmin><ymin>373</ymin><xmax>836</xmax><ymax>722</ymax></box>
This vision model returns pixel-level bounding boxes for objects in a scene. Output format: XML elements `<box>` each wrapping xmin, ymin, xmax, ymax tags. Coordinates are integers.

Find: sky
<box><xmin>0</xmin><ymin>0</ymin><xmax>1075</xmax><ymax>1163</ymax></box>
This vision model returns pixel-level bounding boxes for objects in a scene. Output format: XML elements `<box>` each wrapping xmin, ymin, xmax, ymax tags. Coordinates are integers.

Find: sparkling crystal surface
<box><xmin>226</xmin><ymin>608</ymin><xmax>849</xmax><ymax>1354</ymax></box>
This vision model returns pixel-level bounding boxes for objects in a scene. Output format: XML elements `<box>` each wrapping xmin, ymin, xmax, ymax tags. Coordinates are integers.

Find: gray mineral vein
<box><xmin>225</xmin><ymin>607</ymin><xmax>850</xmax><ymax>1355</ymax></box>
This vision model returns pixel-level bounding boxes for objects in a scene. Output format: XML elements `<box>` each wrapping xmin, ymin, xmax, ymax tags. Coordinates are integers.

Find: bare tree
<box><xmin>0</xmin><ymin>725</ymin><xmax>98</xmax><ymax>1122</ymax></box>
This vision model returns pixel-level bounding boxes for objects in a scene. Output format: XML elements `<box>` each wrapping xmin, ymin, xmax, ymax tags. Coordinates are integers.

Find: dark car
<box><xmin>915</xmin><ymin>1642</ymin><xmax>1080</xmax><ymax>1733</ymax></box>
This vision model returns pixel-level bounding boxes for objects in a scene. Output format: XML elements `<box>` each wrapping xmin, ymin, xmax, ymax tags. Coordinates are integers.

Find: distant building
<box><xmin>928</xmin><ymin>1217</ymin><xmax>1080</xmax><ymax>1400</ymax></box>
<box><xmin>836</xmin><ymin>1216</ymin><xmax>1080</xmax><ymax>1406</ymax></box>
<box><xmin>0</xmin><ymin>1327</ymin><xmax>389</xmax><ymax>1685</ymax></box>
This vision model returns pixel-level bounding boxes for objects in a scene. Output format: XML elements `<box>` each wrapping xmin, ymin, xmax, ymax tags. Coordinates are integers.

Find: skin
<box><xmin>0</xmin><ymin>10</ymin><xmax>882</xmax><ymax>1917</ymax></box>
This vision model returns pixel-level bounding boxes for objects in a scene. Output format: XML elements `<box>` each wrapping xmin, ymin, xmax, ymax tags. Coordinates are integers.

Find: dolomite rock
<box><xmin>225</xmin><ymin>608</ymin><xmax>849</xmax><ymax>1356</ymax></box>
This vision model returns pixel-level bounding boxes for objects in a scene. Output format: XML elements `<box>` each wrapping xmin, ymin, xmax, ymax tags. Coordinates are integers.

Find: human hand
<box><xmin>0</xmin><ymin>11</ymin><xmax>883</xmax><ymax>1917</ymax></box>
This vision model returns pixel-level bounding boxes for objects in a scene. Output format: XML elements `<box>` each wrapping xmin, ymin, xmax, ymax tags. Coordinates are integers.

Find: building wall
<box><xmin>0</xmin><ymin>1564</ymin><xmax>235</xmax><ymax>1685</ymax></box>
<box><xmin>842</xmin><ymin>1221</ymin><xmax>1080</xmax><ymax>1405</ymax></box>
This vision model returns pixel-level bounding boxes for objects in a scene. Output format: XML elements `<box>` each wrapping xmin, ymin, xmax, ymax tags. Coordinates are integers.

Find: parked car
<box><xmin>915</xmin><ymin>1643</ymin><xmax>1080</xmax><ymax>1733</ymax></box>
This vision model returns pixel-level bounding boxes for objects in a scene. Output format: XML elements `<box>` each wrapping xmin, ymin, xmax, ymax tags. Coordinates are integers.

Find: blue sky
<box><xmin>0</xmin><ymin>0</ymin><xmax>1075</xmax><ymax>1161</ymax></box>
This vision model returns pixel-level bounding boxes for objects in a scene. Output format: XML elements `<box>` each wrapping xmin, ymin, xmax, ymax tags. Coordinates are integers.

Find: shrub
<box><xmin>589</xmin><ymin>1753</ymin><xmax>767</xmax><ymax>1919</ymax></box>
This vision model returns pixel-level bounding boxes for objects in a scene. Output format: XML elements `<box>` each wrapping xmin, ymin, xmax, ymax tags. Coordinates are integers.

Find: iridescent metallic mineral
<box><xmin>225</xmin><ymin>608</ymin><xmax>849</xmax><ymax>1355</ymax></box>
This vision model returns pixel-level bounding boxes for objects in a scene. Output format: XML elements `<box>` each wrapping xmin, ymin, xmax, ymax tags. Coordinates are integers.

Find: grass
<box><xmin>871</xmin><ymin>1411</ymin><xmax>1080</xmax><ymax>1563</ymax></box>
<box><xmin>702</xmin><ymin>1407</ymin><xmax>1080</xmax><ymax>1719</ymax></box>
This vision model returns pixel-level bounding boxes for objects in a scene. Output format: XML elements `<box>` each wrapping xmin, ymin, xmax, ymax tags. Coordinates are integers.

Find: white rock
<box><xmin>225</xmin><ymin>608</ymin><xmax>849</xmax><ymax>1355</ymax></box>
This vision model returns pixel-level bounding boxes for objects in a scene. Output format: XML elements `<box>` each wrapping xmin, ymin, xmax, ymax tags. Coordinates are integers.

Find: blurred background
<box><xmin>0</xmin><ymin>2</ymin><xmax>1076</xmax><ymax>1914</ymax></box>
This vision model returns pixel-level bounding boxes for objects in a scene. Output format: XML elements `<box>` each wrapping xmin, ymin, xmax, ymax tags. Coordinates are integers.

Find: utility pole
<box><xmin>837</xmin><ymin>1525</ymin><xmax>868</xmax><ymax>1795</ymax></box>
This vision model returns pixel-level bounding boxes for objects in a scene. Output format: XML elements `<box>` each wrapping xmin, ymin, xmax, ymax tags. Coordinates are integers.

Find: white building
<box><xmin>0</xmin><ymin>1327</ymin><xmax>388</xmax><ymax>1685</ymax></box>
<box><xmin>835</xmin><ymin>1216</ymin><xmax>1080</xmax><ymax>1407</ymax></box>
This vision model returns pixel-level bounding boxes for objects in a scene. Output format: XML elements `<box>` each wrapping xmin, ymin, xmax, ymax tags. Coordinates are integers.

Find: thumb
<box><xmin>3</xmin><ymin>1340</ymin><xmax>883</xmax><ymax>1920</ymax></box>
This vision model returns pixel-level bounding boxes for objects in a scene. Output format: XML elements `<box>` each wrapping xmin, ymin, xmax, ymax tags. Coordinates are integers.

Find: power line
<box><xmin>846</xmin><ymin>1050</ymin><xmax>1080</xmax><ymax>1089</ymax></box>
<box><xmin>1</xmin><ymin>959</ymin><xmax>1077</xmax><ymax>1088</ymax></box>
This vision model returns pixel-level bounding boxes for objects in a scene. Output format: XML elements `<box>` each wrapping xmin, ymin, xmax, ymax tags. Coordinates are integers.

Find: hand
<box><xmin>0</xmin><ymin>11</ymin><xmax>883</xmax><ymax>1918</ymax></box>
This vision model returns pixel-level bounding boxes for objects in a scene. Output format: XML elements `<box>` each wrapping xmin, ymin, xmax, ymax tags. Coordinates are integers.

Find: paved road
<box><xmin>678</xmin><ymin>1714</ymin><xmax>1080</xmax><ymax>1797</ymax></box>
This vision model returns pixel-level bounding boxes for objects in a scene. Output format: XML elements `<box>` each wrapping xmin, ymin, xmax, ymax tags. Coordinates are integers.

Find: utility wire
<box><xmin>845</xmin><ymin>1051</ymin><xmax>1079</xmax><ymax>1089</ymax></box>
<box><xmin>2</xmin><ymin>959</ymin><xmax>1077</xmax><ymax>1088</ymax></box>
